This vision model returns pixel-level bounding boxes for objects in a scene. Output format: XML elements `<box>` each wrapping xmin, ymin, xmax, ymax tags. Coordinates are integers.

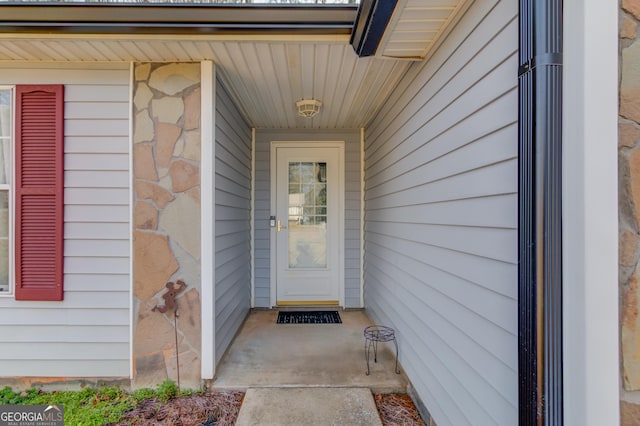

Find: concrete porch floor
<box><xmin>212</xmin><ymin>309</ymin><xmax>408</xmax><ymax>393</ymax></box>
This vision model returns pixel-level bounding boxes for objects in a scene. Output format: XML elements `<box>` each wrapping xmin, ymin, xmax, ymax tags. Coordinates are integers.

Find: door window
<box><xmin>287</xmin><ymin>162</ymin><xmax>327</xmax><ymax>269</ymax></box>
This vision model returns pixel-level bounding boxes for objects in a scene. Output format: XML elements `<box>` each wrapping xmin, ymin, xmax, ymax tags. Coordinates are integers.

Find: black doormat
<box><xmin>277</xmin><ymin>311</ymin><xmax>342</xmax><ymax>324</ymax></box>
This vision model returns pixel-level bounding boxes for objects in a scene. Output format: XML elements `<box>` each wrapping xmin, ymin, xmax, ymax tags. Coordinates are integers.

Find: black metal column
<box><xmin>518</xmin><ymin>0</ymin><xmax>563</xmax><ymax>425</ymax></box>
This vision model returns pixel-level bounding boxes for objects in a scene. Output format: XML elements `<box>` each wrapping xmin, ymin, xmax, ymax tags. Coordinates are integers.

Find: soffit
<box><xmin>0</xmin><ymin>37</ymin><xmax>411</xmax><ymax>129</ymax></box>
<box><xmin>0</xmin><ymin>2</ymin><xmax>458</xmax><ymax>128</ymax></box>
<box><xmin>375</xmin><ymin>0</ymin><xmax>472</xmax><ymax>60</ymax></box>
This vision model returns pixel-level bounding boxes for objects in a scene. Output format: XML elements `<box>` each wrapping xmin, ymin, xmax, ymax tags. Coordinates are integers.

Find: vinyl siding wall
<box><xmin>0</xmin><ymin>63</ymin><xmax>130</xmax><ymax>377</ymax></box>
<box><xmin>363</xmin><ymin>0</ymin><xmax>518</xmax><ymax>424</ymax></box>
<box><xmin>254</xmin><ymin>129</ymin><xmax>362</xmax><ymax>308</ymax></box>
<box><xmin>214</xmin><ymin>76</ymin><xmax>252</xmax><ymax>365</ymax></box>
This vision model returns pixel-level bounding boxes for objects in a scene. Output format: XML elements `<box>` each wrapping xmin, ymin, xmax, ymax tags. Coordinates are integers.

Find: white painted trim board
<box><xmin>200</xmin><ymin>60</ymin><xmax>215</xmax><ymax>380</ymax></box>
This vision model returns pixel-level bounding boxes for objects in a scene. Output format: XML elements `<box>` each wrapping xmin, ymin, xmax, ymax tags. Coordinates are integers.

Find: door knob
<box><xmin>277</xmin><ymin>220</ymin><xmax>287</xmax><ymax>232</ymax></box>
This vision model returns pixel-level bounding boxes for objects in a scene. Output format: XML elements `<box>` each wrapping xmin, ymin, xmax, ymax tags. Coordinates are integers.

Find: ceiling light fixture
<box><xmin>296</xmin><ymin>99</ymin><xmax>322</xmax><ymax>118</ymax></box>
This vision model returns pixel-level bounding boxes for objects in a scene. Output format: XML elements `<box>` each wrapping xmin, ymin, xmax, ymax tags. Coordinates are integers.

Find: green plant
<box><xmin>131</xmin><ymin>387</ymin><xmax>156</xmax><ymax>402</ymax></box>
<box><xmin>0</xmin><ymin>386</ymin><xmax>41</xmax><ymax>404</ymax></box>
<box><xmin>0</xmin><ymin>382</ymin><xmax>207</xmax><ymax>425</ymax></box>
<box><xmin>0</xmin><ymin>385</ymin><xmax>136</xmax><ymax>425</ymax></box>
<box><xmin>156</xmin><ymin>379</ymin><xmax>179</xmax><ymax>402</ymax></box>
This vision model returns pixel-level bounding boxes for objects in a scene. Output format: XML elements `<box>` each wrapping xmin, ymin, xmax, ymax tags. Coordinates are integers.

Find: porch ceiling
<box><xmin>0</xmin><ymin>36</ymin><xmax>412</xmax><ymax>129</ymax></box>
<box><xmin>374</xmin><ymin>0</ymin><xmax>473</xmax><ymax>60</ymax></box>
<box><xmin>0</xmin><ymin>2</ymin><xmax>471</xmax><ymax>129</ymax></box>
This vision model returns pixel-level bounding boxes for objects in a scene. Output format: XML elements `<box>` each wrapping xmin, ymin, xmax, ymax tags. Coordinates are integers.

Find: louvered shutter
<box><xmin>15</xmin><ymin>85</ymin><xmax>64</xmax><ymax>301</ymax></box>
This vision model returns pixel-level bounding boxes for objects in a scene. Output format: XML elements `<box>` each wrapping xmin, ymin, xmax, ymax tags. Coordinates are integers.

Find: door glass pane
<box><xmin>288</xmin><ymin>162</ymin><xmax>327</xmax><ymax>268</ymax></box>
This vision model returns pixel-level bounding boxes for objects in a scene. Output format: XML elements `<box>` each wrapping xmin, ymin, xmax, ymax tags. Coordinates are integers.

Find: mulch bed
<box><xmin>374</xmin><ymin>393</ymin><xmax>425</xmax><ymax>426</ymax></box>
<box><xmin>111</xmin><ymin>392</ymin><xmax>244</xmax><ymax>426</ymax></box>
<box><xmin>112</xmin><ymin>391</ymin><xmax>423</xmax><ymax>425</ymax></box>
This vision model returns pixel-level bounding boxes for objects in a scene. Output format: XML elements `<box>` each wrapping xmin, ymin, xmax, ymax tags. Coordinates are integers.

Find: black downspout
<box><xmin>518</xmin><ymin>0</ymin><xmax>563</xmax><ymax>425</ymax></box>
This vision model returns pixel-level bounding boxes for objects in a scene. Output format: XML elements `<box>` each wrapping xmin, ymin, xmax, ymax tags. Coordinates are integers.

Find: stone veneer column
<box><xmin>132</xmin><ymin>63</ymin><xmax>202</xmax><ymax>389</ymax></box>
<box><xmin>620</xmin><ymin>1</ymin><xmax>640</xmax><ymax>423</ymax></box>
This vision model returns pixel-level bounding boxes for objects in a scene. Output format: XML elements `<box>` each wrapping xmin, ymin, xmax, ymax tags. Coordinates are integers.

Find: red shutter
<box><xmin>15</xmin><ymin>85</ymin><xmax>64</xmax><ymax>301</ymax></box>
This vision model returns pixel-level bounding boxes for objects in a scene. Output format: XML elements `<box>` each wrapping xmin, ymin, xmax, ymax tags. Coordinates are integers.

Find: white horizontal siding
<box><xmin>65</xmin><ymin>85</ymin><xmax>130</xmax><ymax>102</ymax></box>
<box><xmin>66</xmin><ymin>188</ymin><xmax>129</xmax><ymax>206</ymax></box>
<box><xmin>66</xmin><ymin>136</ymin><xmax>129</xmax><ymax>154</ymax></box>
<box><xmin>65</xmin><ymin>222</ymin><xmax>130</xmax><ymax>239</ymax></box>
<box><xmin>3</xmin><ymin>343</ymin><xmax>129</xmax><ymax>360</ymax></box>
<box><xmin>364</xmin><ymin>0</ymin><xmax>518</xmax><ymax>425</ymax></box>
<box><xmin>65</xmin><ymin>239</ymin><xmax>130</xmax><ymax>256</ymax></box>
<box><xmin>65</xmin><ymin>119</ymin><xmax>129</xmax><ymax>137</ymax></box>
<box><xmin>65</xmin><ymin>205</ymin><xmax>130</xmax><ymax>222</ymax></box>
<box><xmin>66</xmin><ymin>153</ymin><xmax>129</xmax><ymax>170</ymax></box>
<box><xmin>65</xmin><ymin>171</ymin><xmax>130</xmax><ymax>188</ymax></box>
<box><xmin>64</xmin><ymin>257</ymin><xmax>130</xmax><ymax>274</ymax></box>
<box><xmin>0</xmin><ymin>361</ymin><xmax>129</xmax><ymax>378</ymax></box>
<box><xmin>65</xmin><ymin>274</ymin><xmax>129</xmax><ymax>292</ymax></box>
<box><xmin>0</xmin><ymin>325</ymin><xmax>127</xmax><ymax>342</ymax></box>
<box><xmin>65</xmin><ymin>102</ymin><xmax>129</xmax><ymax>120</ymax></box>
<box><xmin>0</xmin><ymin>308</ymin><xmax>129</xmax><ymax>326</ymax></box>
<box><xmin>0</xmin><ymin>63</ymin><xmax>130</xmax><ymax>378</ymax></box>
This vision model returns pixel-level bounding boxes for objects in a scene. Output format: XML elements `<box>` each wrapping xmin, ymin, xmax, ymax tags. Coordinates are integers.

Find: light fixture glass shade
<box><xmin>296</xmin><ymin>99</ymin><xmax>322</xmax><ymax>118</ymax></box>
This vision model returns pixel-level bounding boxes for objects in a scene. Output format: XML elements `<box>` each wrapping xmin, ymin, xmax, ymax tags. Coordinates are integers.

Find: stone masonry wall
<box><xmin>132</xmin><ymin>63</ymin><xmax>202</xmax><ymax>389</ymax></box>
<box><xmin>620</xmin><ymin>0</ymin><xmax>640</xmax><ymax>423</ymax></box>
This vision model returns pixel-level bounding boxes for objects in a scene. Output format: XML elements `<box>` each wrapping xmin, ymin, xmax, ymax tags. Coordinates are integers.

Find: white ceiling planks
<box><xmin>346</xmin><ymin>58</ymin><xmax>406</xmax><ymax>127</ymax></box>
<box><xmin>0</xmin><ymin>37</ymin><xmax>412</xmax><ymax>129</ymax></box>
<box><xmin>117</xmin><ymin>40</ymin><xmax>151</xmax><ymax>62</ymax></box>
<box><xmin>30</xmin><ymin>40</ymin><xmax>67</xmax><ymax>61</ymax></box>
<box><xmin>0</xmin><ymin>42</ymin><xmax>28</xmax><ymax>61</ymax></box>
<box><xmin>0</xmin><ymin>0</ymin><xmax>475</xmax><ymax>128</ymax></box>
<box><xmin>263</xmin><ymin>44</ymin><xmax>296</xmax><ymax>129</ymax></box>
<box><xmin>321</xmin><ymin>44</ymin><xmax>359</xmax><ymax>128</ymax></box>
<box><xmin>376</xmin><ymin>0</ymin><xmax>472</xmax><ymax>60</ymax></box>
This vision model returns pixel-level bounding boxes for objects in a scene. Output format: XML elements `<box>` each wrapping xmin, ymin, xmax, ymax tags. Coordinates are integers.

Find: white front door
<box><xmin>273</xmin><ymin>143</ymin><xmax>344</xmax><ymax>305</ymax></box>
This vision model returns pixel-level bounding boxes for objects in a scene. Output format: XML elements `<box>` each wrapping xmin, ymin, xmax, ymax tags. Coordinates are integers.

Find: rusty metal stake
<box><xmin>174</xmin><ymin>308</ymin><xmax>180</xmax><ymax>393</ymax></box>
<box><xmin>153</xmin><ymin>280</ymin><xmax>187</xmax><ymax>394</ymax></box>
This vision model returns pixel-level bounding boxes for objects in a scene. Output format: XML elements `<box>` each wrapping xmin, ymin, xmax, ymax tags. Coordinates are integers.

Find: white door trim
<box><xmin>269</xmin><ymin>141</ymin><xmax>345</xmax><ymax>307</ymax></box>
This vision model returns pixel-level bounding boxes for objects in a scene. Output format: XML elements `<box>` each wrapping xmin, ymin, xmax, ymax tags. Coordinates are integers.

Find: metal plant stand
<box><xmin>364</xmin><ymin>325</ymin><xmax>400</xmax><ymax>375</ymax></box>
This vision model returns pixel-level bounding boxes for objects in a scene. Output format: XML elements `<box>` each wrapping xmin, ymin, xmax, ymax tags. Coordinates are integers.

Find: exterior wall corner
<box><xmin>564</xmin><ymin>0</ymin><xmax>620</xmax><ymax>424</ymax></box>
<box><xmin>620</xmin><ymin>0</ymin><xmax>640</xmax><ymax>423</ymax></box>
<box><xmin>131</xmin><ymin>62</ymin><xmax>202</xmax><ymax>389</ymax></box>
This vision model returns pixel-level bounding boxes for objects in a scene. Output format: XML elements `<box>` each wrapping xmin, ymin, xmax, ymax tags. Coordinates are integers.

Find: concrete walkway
<box><xmin>214</xmin><ymin>309</ymin><xmax>406</xmax><ymax>425</ymax></box>
<box><xmin>235</xmin><ymin>387</ymin><xmax>383</xmax><ymax>426</ymax></box>
<box><xmin>213</xmin><ymin>309</ymin><xmax>407</xmax><ymax>393</ymax></box>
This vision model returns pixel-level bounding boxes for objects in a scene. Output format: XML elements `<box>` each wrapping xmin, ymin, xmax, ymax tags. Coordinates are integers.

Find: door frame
<box><xmin>269</xmin><ymin>141</ymin><xmax>345</xmax><ymax>307</ymax></box>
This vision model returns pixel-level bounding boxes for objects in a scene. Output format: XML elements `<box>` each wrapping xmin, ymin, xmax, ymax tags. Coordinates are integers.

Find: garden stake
<box><xmin>153</xmin><ymin>280</ymin><xmax>187</xmax><ymax>394</ymax></box>
<box><xmin>174</xmin><ymin>308</ymin><xmax>180</xmax><ymax>393</ymax></box>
